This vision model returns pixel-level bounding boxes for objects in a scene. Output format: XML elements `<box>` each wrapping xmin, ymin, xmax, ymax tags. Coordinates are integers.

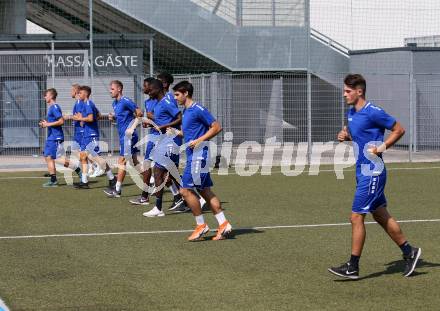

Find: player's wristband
<box><xmin>377</xmin><ymin>143</ymin><xmax>387</xmax><ymax>153</ymax></box>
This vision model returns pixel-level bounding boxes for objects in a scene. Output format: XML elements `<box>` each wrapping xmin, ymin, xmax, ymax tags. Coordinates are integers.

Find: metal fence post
<box><xmin>149</xmin><ymin>37</ymin><xmax>154</xmax><ymax>76</ymax></box>
<box><xmin>409</xmin><ymin>74</ymin><xmax>413</xmax><ymax>162</ymax></box>
<box><xmin>409</xmin><ymin>52</ymin><xmax>416</xmax><ymax>162</ymax></box>
<box><xmin>201</xmin><ymin>73</ymin><xmax>206</xmax><ymax>105</ymax></box>
<box><xmin>89</xmin><ymin>0</ymin><xmax>94</xmax><ymax>90</ymax></box>
<box><xmin>305</xmin><ymin>0</ymin><xmax>312</xmax><ymax>163</ymax></box>
<box><xmin>51</xmin><ymin>41</ymin><xmax>55</xmax><ymax>87</ymax></box>
<box><xmin>307</xmin><ymin>72</ymin><xmax>312</xmax><ymax>163</ymax></box>
<box><xmin>210</xmin><ymin>72</ymin><xmax>219</xmax><ymax>154</ymax></box>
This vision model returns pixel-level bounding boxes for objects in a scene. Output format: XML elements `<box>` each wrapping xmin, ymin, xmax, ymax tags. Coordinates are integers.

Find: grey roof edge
<box><xmin>350</xmin><ymin>46</ymin><xmax>440</xmax><ymax>55</ymax></box>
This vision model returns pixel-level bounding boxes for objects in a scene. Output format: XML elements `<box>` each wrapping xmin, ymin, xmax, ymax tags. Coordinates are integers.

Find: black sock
<box><xmin>50</xmin><ymin>174</ymin><xmax>57</xmax><ymax>183</ymax></box>
<box><xmin>349</xmin><ymin>254</ymin><xmax>360</xmax><ymax>268</ymax></box>
<box><xmin>399</xmin><ymin>241</ymin><xmax>412</xmax><ymax>256</ymax></box>
<box><xmin>174</xmin><ymin>194</ymin><xmax>182</xmax><ymax>201</ymax></box>
<box><xmin>141</xmin><ymin>191</ymin><xmax>149</xmax><ymax>199</ymax></box>
<box><xmin>156</xmin><ymin>197</ymin><xmax>163</xmax><ymax>211</ymax></box>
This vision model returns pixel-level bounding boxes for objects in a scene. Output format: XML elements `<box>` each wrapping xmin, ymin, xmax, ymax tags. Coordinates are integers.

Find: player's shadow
<box><xmin>160</xmin><ymin>201</ymin><xmax>229</xmax><ymax>213</ymax></box>
<box><xmin>59</xmin><ymin>180</ymin><xmax>99</xmax><ymax>187</ymax></box>
<box><xmin>228</xmin><ymin>228</ymin><xmax>263</xmax><ymax>239</ymax></box>
<box><xmin>191</xmin><ymin>228</ymin><xmax>263</xmax><ymax>242</ymax></box>
<box><xmin>92</xmin><ymin>182</ymin><xmax>135</xmax><ymax>190</ymax></box>
<box><xmin>362</xmin><ymin>258</ymin><xmax>438</xmax><ymax>279</ymax></box>
<box><xmin>335</xmin><ymin>258</ymin><xmax>438</xmax><ymax>281</ymax></box>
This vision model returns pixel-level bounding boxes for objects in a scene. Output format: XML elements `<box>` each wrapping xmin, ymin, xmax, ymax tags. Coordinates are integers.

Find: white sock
<box><xmin>169</xmin><ymin>182</ymin><xmax>179</xmax><ymax>196</ymax></box>
<box><xmin>106</xmin><ymin>170</ymin><xmax>114</xmax><ymax>180</ymax></box>
<box><xmin>199</xmin><ymin>196</ymin><xmax>206</xmax><ymax>206</ymax></box>
<box><xmin>81</xmin><ymin>172</ymin><xmax>88</xmax><ymax>183</ymax></box>
<box><xmin>195</xmin><ymin>215</ymin><xmax>205</xmax><ymax>226</ymax></box>
<box><xmin>214</xmin><ymin>211</ymin><xmax>226</xmax><ymax>225</ymax></box>
<box><xmin>116</xmin><ymin>181</ymin><xmax>122</xmax><ymax>192</ymax></box>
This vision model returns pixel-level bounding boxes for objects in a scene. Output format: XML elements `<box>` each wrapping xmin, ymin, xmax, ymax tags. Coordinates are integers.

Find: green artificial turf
<box><xmin>0</xmin><ymin>162</ymin><xmax>439</xmax><ymax>310</ymax></box>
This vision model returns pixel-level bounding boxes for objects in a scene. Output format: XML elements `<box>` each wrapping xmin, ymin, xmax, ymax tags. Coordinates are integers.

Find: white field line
<box><xmin>0</xmin><ymin>219</ymin><xmax>439</xmax><ymax>240</ymax></box>
<box><xmin>0</xmin><ymin>298</ymin><xmax>10</xmax><ymax>311</ymax></box>
<box><xmin>0</xmin><ymin>165</ymin><xmax>439</xmax><ymax>180</ymax></box>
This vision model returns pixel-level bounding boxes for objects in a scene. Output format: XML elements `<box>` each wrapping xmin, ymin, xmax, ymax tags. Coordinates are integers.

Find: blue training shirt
<box><xmin>82</xmin><ymin>99</ymin><xmax>100</xmax><ymax>138</ymax></box>
<box><xmin>165</xmin><ymin>91</ymin><xmax>178</xmax><ymax>107</ymax></box>
<box><xmin>145</xmin><ymin>98</ymin><xmax>159</xmax><ymax>137</ymax></box>
<box><xmin>73</xmin><ymin>99</ymin><xmax>84</xmax><ymax>136</ymax></box>
<box><xmin>151</xmin><ymin>96</ymin><xmax>181</xmax><ymax>138</ymax></box>
<box><xmin>347</xmin><ymin>101</ymin><xmax>396</xmax><ymax>176</ymax></box>
<box><xmin>182</xmin><ymin>102</ymin><xmax>216</xmax><ymax>158</ymax></box>
<box><xmin>145</xmin><ymin>98</ymin><xmax>157</xmax><ymax>113</ymax></box>
<box><xmin>47</xmin><ymin>103</ymin><xmax>64</xmax><ymax>141</ymax></box>
<box><xmin>112</xmin><ymin>96</ymin><xmax>138</xmax><ymax>138</ymax></box>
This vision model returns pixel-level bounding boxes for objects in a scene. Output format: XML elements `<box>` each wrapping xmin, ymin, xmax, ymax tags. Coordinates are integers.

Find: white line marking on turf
<box><xmin>0</xmin><ymin>165</ymin><xmax>439</xmax><ymax>179</ymax></box>
<box><xmin>0</xmin><ymin>298</ymin><xmax>10</xmax><ymax>311</ymax></box>
<box><xmin>0</xmin><ymin>219</ymin><xmax>439</xmax><ymax>240</ymax></box>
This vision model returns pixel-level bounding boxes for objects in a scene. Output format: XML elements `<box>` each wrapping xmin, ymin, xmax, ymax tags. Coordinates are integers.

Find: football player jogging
<box><xmin>40</xmin><ymin>88</ymin><xmax>65</xmax><ymax>187</ymax></box>
<box><xmin>73</xmin><ymin>85</ymin><xmax>115</xmax><ymax>189</ymax></box>
<box><xmin>158</xmin><ymin>72</ymin><xmax>207</xmax><ymax>212</ymax></box>
<box><xmin>170</xmin><ymin>81</ymin><xmax>232</xmax><ymax>241</ymax></box>
<box><xmin>129</xmin><ymin>77</ymin><xmax>158</xmax><ymax>205</ymax></box>
<box><xmin>157</xmin><ymin>72</ymin><xmax>190</xmax><ymax>212</ymax></box>
<box><xmin>60</xmin><ymin>84</ymin><xmax>83</xmax><ymax>178</ymax></box>
<box><xmin>142</xmin><ymin>79</ymin><xmax>184</xmax><ymax>217</ymax></box>
<box><xmin>328</xmin><ymin>74</ymin><xmax>421</xmax><ymax>279</ymax></box>
<box><xmin>103</xmin><ymin>80</ymin><xmax>142</xmax><ymax>197</ymax></box>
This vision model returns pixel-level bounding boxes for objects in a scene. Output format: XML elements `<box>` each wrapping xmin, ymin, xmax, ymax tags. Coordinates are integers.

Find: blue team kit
<box><xmin>81</xmin><ymin>99</ymin><xmax>101</xmax><ymax>155</ymax></box>
<box><xmin>112</xmin><ymin>96</ymin><xmax>140</xmax><ymax>156</ymax></box>
<box><xmin>43</xmin><ymin>103</ymin><xmax>64</xmax><ymax>159</ymax></box>
<box><xmin>181</xmin><ymin>102</ymin><xmax>216</xmax><ymax>190</ymax></box>
<box><xmin>347</xmin><ymin>102</ymin><xmax>396</xmax><ymax>214</ymax></box>
<box><xmin>144</xmin><ymin>97</ymin><xmax>158</xmax><ymax>161</ymax></box>
<box><xmin>150</xmin><ymin>96</ymin><xmax>182</xmax><ymax>168</ymax></box>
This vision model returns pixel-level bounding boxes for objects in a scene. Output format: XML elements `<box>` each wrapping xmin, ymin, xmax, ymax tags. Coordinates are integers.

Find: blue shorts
<box><xmin>352</xmin><ymin>172</ymin><xmax>387</xmax><ymax>214</ymax></box>
<box><xmin>119</xmin><ymin>133</ymin><xmax>139</xmax><ymax>157</ymax></box>
<box><xmin>81</xmin><ymin>136</ymin><xmax>100</xmax><ymax>155</ymax></box>
<box><xmin>153</xmin><ymin>136</ymin><xmax>180</xmax><ymax>170</ymax></box>
<box><xmin>73</xmin><ymin>132</ymin><xmax>83</xmax><ymax>151</ymax></box>
<box><xmin>181</xmin><ymin>150</ymin><xmax>213</xmax><ymax>189</ymax></box>
<box><xmin>182</xmin><ymin>163</ymin><xmax>213</xmax><ymax>190</ymax></box>
<box><xmin>44</xmin><ymin>140</ymin><xmax>64</xmax><ymax>159</ymax></box>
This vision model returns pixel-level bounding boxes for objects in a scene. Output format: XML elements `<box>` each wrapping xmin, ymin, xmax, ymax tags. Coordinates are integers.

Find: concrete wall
<box><xmin>350</xmin><ymin>51</ymin><xmax>412</xmax><ymax>146</ymax></box>
<box><xmin>101</xmin><ymin>0</ymin><xmax>348</xmax><ymax>73</ymax></box>
<box><xmin>413</xmin><ymin>52</ymin><xmax>440</xmax><ymax>150</ymax></box>
<box><xmin>350</xmin><ymin>49</ymin><xmax>440</xmax><ymax>149</ymax></box>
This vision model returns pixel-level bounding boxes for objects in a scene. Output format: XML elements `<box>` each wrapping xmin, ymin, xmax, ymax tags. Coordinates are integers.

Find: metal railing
<box><xmin>311</xmin><ymin>28</ymin><xmax>350</xmax><ymax>57</ymax></box>
<box><xmin>191</xmin><ymin>0</ymin><xmax>305</xmax><ymax>27</ymax></box>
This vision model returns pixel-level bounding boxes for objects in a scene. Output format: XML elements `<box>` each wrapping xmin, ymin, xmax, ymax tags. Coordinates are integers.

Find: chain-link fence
<box><xmin>1</xmin><ymin>0</ymin><xmax>440</xmax><ymax>169</ymax></box>
<box><xmin>0</xmin><ymin>41</ymin><xmax>147</xmax><ymax>157</ymax></box>
<box><xmin>173</xmin><ymin>71</ymin><xmax>440</xmax><ymax>165</ymax></box>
